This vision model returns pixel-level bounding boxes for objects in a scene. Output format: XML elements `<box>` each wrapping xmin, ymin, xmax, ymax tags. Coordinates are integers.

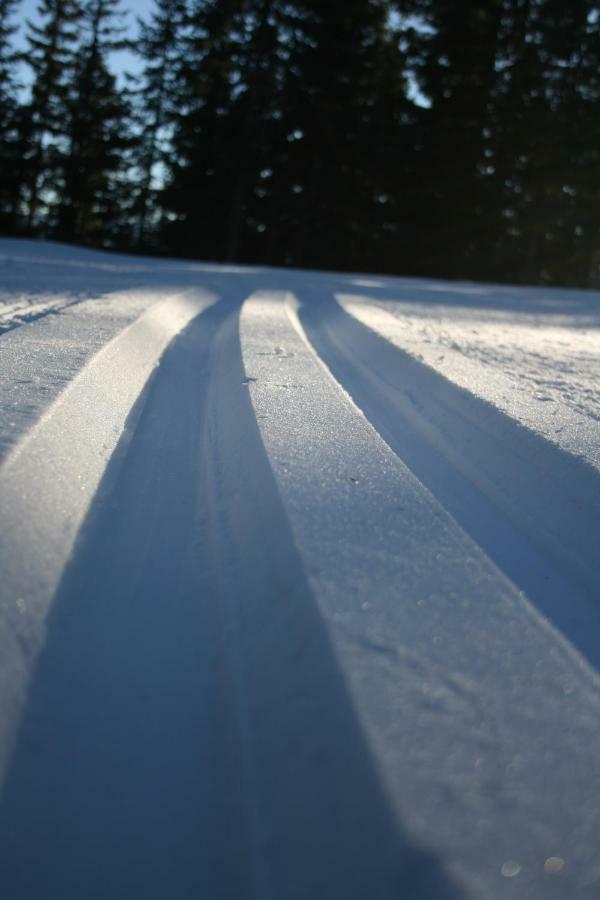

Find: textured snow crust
<box><xmin>0</xmin><ymin>240</ymin><xmax>599</xmax><ymax>900</ymax></box>
<box><xmin>340</xmin><ymin>291</ymin><xmax>599</xmax><ymax>466</ymax></box>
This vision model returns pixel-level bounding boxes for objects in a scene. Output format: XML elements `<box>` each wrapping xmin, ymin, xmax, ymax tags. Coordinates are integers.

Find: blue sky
<box><xmin>14</xmin><ymin>1</ymin><xmax>429</xmax><ymax>105</ymax></box>
<box><xmin>16</xmin><ymin>0</ymin><xmax>154</xmax><ymax>84</ymax></box>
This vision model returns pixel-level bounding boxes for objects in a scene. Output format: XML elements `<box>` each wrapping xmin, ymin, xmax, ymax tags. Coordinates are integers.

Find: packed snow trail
<box><xmin>297</xmin><ymin>289</ymin><xmax>600</xmax><ymax>667</ymax></box>
<box><xmin>0</xmin><ymin>240</ymin><xmax>599</xmax><ymax>900</ymax></box>
<box><xmin>0</xmin><ymin>288</ymin><xmax>217</xmax><ymax>779</ymax></box>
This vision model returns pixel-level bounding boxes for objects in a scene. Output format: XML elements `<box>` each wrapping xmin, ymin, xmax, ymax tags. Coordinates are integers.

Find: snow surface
<box><xmin>0</xmin><ymin>239</ymin><xmax>599</xmax><ymax>900</ymax></box>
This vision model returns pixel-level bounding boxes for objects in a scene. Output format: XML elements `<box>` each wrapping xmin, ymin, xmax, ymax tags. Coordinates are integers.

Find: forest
<box><xmin>1</xmin><ymin>0</ymin><xmax>599</xmax><ymax>286</ymax></box>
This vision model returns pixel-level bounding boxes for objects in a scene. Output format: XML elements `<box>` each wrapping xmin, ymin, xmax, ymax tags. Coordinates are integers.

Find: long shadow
<box><xmin>0</xmin><ymin>292</ymin><xmax>465</xmax><ymax>899</ymax></box>
<box><xmin>0</xmin><ymin>293</ymin><xmax>249</xmax><ymax>899</ymax></box>
<box><xmin>296</xmin><ymin>289</ymin><xmax>600</xmax><ymax>672</ymax></box>
<box><xmin>318</xmin><ymin>273</ymin><xmax>600</xmax><ymax>324</ymax></box>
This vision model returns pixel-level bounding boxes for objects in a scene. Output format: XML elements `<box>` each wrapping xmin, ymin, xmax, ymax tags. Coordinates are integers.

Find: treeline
<box><xmin>1</xmin><ymin>0</ymin><xmax>600</xmax><ymax>285</ymax></box>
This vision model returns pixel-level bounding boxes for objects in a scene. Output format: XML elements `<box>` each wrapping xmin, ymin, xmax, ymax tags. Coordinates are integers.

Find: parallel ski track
<box><xmin>0</xmin><ymin>288</ymin><xmax>216</xmax><ymax>780</ymax></box>
<box><xmin>296</xmin><ymin>287</ymin><xmax>600</xmax><ymax>670</ymax></box>
<box><xmin>0</xmin><ymin>282</ymin><xmax>599</xmax><ymax>900</ymax></box>
<box><xmin>0</xmin><ymin>291</ymin><xmax>453</xmax><ymax>900</ymax></box>
<box><xmin>0</xmin><ymin>294</ymin><xmax>89</xmax><ymax>334</ymax></box>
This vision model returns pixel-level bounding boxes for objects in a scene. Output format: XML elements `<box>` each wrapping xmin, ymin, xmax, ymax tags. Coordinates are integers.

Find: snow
<box><xmin>298</xmin><ymin>289</ymin><xmax>600</xmax><ymax>667</ymax></box>
<box><xmin>0</xmin><ymin>239</ymin><xmax>599</xmax><ymax>899</ymax></box>
<box><xmin>0</xmin><ymin>285</ymin><xmax>215</xmax><ymax>785</ymax></box>
<box><xmin>338</xmin><ymin>291</ymin><xmax>600</xmax><ymax>466</ymax></box>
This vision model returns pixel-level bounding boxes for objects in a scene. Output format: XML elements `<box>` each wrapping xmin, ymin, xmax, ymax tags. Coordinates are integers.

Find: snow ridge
<box><xmin>0</xmin><ymin>240</ymin><xmax>599</xmax><ymax>900</ymax></box>
<box><xmin>0</xmin><ymin>288</ymin><xmax>215</xmax><ymax>781</ymax></box>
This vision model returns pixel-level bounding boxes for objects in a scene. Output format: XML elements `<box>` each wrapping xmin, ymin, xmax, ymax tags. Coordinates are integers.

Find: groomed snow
<box><xmin>0</xmin><ymin>239</ymin><xmax>599</xmax><ymax>900</ymax></box>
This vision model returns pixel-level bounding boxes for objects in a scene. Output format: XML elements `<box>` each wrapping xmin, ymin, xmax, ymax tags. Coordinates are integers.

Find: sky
<box><xmin>14</xmin><ymin>0</ymin><xmax>429</xmax><ymax>106</ymax></box>
<box><xmin>16</xmin><ymin>0</ymin><xmax>154</xmax><ymax>84</ymax></box>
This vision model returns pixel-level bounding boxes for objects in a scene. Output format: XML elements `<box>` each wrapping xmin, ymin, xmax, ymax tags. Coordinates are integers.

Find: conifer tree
<box><xmin>393</xmin><ymin>0</ymin><xmax>600</xmax><ymax>285</ymax></box>
<box><xmin>22</xmin><ymin>0</ymin><xmax>82</xmax><ymax>230</ymax></box>
<box><xmin>488</xmin><ymin>0</ymin><xmax>600</xmax><ymax>284</ymax></box>
<box><xmin>130</xmin><ymin>0</ymin><xmax>187</xmax><ymax>249</ymax></box>
<box><xmin>56</xmin><ymin>0</ymin><xmax>131</xmax><ymax>243</ymax></box>
<box><xmin>3</xmin><ymin>0</ymin><xmax>598</xmax><ymax>284</ymax></box>
<box><xmin>0</xmin><ymin>0</ymin><xmax>19</xmax><ymax>136</ymax></box>
<box><xmin>0</xmin><ymin>0</ymin><xmax>22</xmax><ymax>229</ymax></box>
<box><xmin>222</xmin><ymin>0</ymin><xmax>284</xmax><ymax>262</ymax></box>
<box><xmin>164</xmin><ymin>0</ymin><xmax>410</xmax><ymax>268</ymax></box>
<box><xmin>163</xmin><ymin>0</ymin><xmax>252</xmax><ymax>258</ymax></box>
<box><xmin>391</xmin><ymin>1</ymin><xmax>503</xmax><ymax>278</ymax></box>
<box><xmin>270</xmin><ymin>0</ymin><xmax>403</xmax><ymax>270</ymax></box>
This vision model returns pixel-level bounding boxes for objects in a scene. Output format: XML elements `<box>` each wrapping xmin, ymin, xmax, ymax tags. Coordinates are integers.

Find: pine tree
<box><xmin>391</xmin><ymin>1</ymin><xmax>503</xmax><ymax>279</ymax></box>
<box><xmin>392</xmin><ymin>0</ymin><xmax>600</xmax><ymax>286</ymax></box>
<box><xmin>8</xmin><ymin>0</ymin><xmax>596</xmax><ymax>283</ymax></box>
<box><xmin>129</xmin><ymin>0</ymin><xmax>187</xmax><ymax>249</ymax></box>
<box><xmin>0</xmin><ymin>0</ymin><xmax>20</xmax><ymax>139</ymax></box>
<box><xmin>488</xmin><ymin>0</ymin><xmax>600</xmax><ymax>285</ymax></box>
<box><xmin>268</xmin><ymin>0</ymin><xmax>403</xmax><ymax>271</ymax></box>
<box><xmin>56</xmin><ymin>0</ymin><xmax>132</xmax><ymax>244</ymax></box>
<box><xmin>163</xmin><ymin>0</ymin><xmax>253</xmax><ymax>259</ymax></box>
<box><xmin>222</xmin><ymin>0</ymin><xmax>285</xmax><ymax>262</ymax></box>
<box><xmin>0</xmin><ymin>0</ymin><xmax>22</xmax><ymax>230</ymax></box>
<box><xmin>22</xmin><ymin>0</ymin><xmax>82</xmax><ymax>230</ymax></box>
<box><xmin>360</xmin><ymin>19</ymin><xmax>421</xmax><ymax>275</ymax></box>
<box><xmin>164</xmin><ymin>0</ymin><xmax>411</xmax><ymax>269</ymax></box>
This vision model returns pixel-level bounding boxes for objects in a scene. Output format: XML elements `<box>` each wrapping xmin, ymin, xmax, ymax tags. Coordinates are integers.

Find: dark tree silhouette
<box><xmin>163</xmin><ymin>0</ymin><xmax>259</xmax><ymax>259</ymax></box>
<box><xmin>0</xmin><ymin>0</ymin><xmax>22</xmax><ymax>230</ymax></box>
<box><xmin>1</xmin><ymin>0</ymin><xmax>599</xmax><ymax>285</ymax></box>
<box><xmin>21</xmin><ymin>0</ymin><xmax>82</xmax><ymax>229</ymax></box>
<box><xmin>129</xmin><ymin>0</ymin><xmax>187</xmax><ymax>248</ymax></box>
<box><xmin>56</xmin><ymin>0</ymin><xmax>131</xmax><ymax>243</ymax></box>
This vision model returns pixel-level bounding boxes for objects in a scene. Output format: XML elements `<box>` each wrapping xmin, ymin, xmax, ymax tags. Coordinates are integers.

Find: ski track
<box><xmin>0</xmin><ymin>240</ymin><xmax>599</xmax><ymax>900</ymax></box>
<box><xmin>296</xmin><ymin>290</ymin><xmax>600</xmax><ymax>668</ymax></box>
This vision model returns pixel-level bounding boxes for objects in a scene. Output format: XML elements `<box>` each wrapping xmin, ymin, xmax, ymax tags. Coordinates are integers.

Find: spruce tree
<box><xmin>0</xmin><ymin>0</ymin><xmax>20</xmax><ymax>140</ymax></box>
<box><xmin>222</xmin><ymin>0</ymin><xmax>285</xmax><ymax>262</ymax></box>
<box><xmin>392</xmin><ymin>1</ymin><xmax>503</xmax><ymax>279</ymax></box>
<box><xmin>393</xmin><ymin>0</ymin><xmax>600</xmax><ymax>286</ymax></box>
<box><xmin>22</xmin><ymin>0</ymin><xmax>82</xmax><ymax>230</ymax></box>
<box><xmin>489</xmin><ymin>0</ymin><xmax>600</xmax><ymax>285</ymax></box>
<box><xmin>164</xmin><ymin>0</ymin><xmax>410</xmax><ymax>269</ymax></box>
<box><xmin>269</xmin><ymin>0</ymin><xmax>403</xmax><ymax>271</ymax></box>
<box><xmin>56</xmin><ymin>0</ymin><xmax>131</xmax><ymax>244</ymax></box>
<box><xmin>0</xmin><ymin>0</ymin><xmax>21</xmax><ymax>230</ymax></box>
<box><xmin>163</xmin><ymin>0</ymin><xmax>252</xmax><ymax>259</ymax></box>
<box><xmin>129</xmin><ymin>0</ymin><xmax>187</xmax><ymax>249</ymax></box>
